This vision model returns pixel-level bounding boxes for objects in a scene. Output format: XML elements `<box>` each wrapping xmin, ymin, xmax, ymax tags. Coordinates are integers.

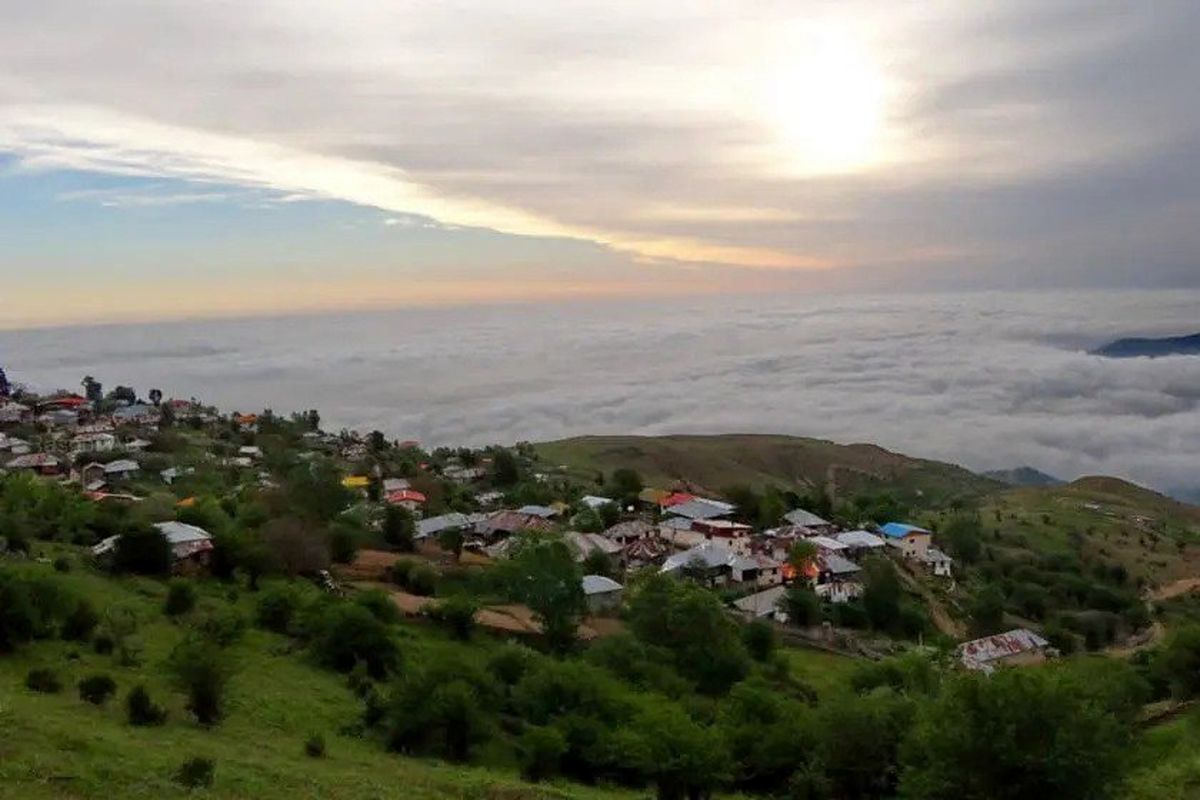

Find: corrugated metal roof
<box><xmin>880</xmin><ymin>522</ymin><xmax>931</xmax><ymax>539</ymax></box>
<box><xmin>784</xmin><ymin>508</ymin><xmax>830</xmax><ymax>527</ymax></box>
<box><xmin>581</xmin><ymin>574</ymin><xmax>623</xmax><ymax>595</ymax></box>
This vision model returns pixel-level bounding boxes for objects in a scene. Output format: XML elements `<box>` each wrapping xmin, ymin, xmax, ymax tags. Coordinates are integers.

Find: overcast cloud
<box><xmin>4</xmin><ymin>290</ymin><xmax>1200</xmax><ymax>498</ymax></box>
<box><xmin>3</xmin><ymin>1</ymin><xmax>1200</xmax><ymax>292</ymax></box>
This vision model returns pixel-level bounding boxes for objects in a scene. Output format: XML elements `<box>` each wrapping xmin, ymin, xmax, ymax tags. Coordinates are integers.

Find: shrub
<box><xmin>427</xmin><ymin>596</ymin><xmax>478</xmax><ymax>641</ymax></box>
<box><xmin>26</xmin><ymin>667</ymin><xmax>62</xmax><ymax>694</ymax></box>
<box><xmin>174</xmin><ymin>757</ymin><xmax>215</xmax><ymax>789</ymax></box>
<box><xmin>488</xmin><ymin>643</ymin><xmax>539</xmax><ymax>687</ymax></box>
<box><xmin>354</xmin><ymin>589</ymin><xmax>400</xmax><ymax>625</ymax></box>
<box><xmin>741</xmin><ymin>620</ymin><xmax>776</xmax><ymax>662</ymax></box>
<box><xmin>53</xmin><ymin>556</ymin><xmax>72</xmax><ymax>573</ymax></box>
<box><xmin>195</xmin><ymin>607</ymin><xmax>248</xmax><ymax>648</ymax></box>
<box><xmin>0</xmin><ymin>572</ymin><xmax>40</xmax><ymax>652</ymax></box>
<box><xmin>78</xmin><ymin>673</ymin><xmax>118</xmax><ymax>705</ymax></box>
<box><xmin>519</xmin><ymin>725</ymin><xmax>568</xmax><ymax>782</ymax></box>
<box><xmin>168</xmin><ymin>636</ymin><xmax>233</xmax><ymax>726</ymax></box>
<box><xmin>164</xmin><ymin>580</ymin><xmax>198</xmax><ymax>617</ymax></box>
<box><xmin>93</xmin><ymin>634</ymin><xmax>115</xmax><ymax>655</ymax></box>
<box><xmin>385</xmin><ymin>652</ymin><xmax>500</xmax><ymax>761</ymax></box>
<box><xmin>255</xmin><ymin>585</ymin><xmax>301</xmax><ymax>634</ymax></box>
<box><xmin>304</xmin><ymin>734</ymin><xmax>326</xmax><ymax>758</ymax></box>
<box><xmin>61</xmin><ymin>598</ymin><xmax>100</xmax><ymax>642</ymax></box>
<box><xmin>112</xmin><ymin>526</ymin><xmax>171</xmax><ymax>576</ymax></box>
<box><xmin>407</xmin><ymin>565</ymin><xmax>439</xmax><ymax>597</ymax></box>
<box><xmin>389</xmin><ymin>558</ymin><xmax>418</xmax><ymax>587</ymax></box>
<box><xmin>311</xmin><ymin>603</ymin><xmax>400</xmax><ymax>679</ymax></box>
<box><xmin>328</xmin><ymin>523</ymin><xmax>360</xmax><ymax>565</ymax></box>
<box><xmin>127</xmin><ymin>685</ymin><xmax>168</xmax><ymax>726</ymax></box>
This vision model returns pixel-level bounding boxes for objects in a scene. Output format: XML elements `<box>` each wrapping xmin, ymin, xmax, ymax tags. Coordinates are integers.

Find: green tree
<box><xmin>968</xmin><ymin>585</ymin><xmax>1006</xmax><ymax>637</ymax></box>
<box><xmin>382</xmin><ymin>505</ymin><xmax>416</xmax><ymax>551</ymax></box>
<box><xmin>861</xmin><ymin>556</ymin><xmax>902</xmax><ymax>632</ymax></box>
<box><xmin>112</xmin><ymin>525</ymin><xmax>171</xmax><ymax>576</ymax></box>
<box><xmin>168</xmin><ymin>635</ymin><xmax>233</xmax><ymax>726</ymax></box>
<box><xmin>610</xmin><ymin>468</ymin><xmax>643</xmax><ymax>500</ymax></box>
<box><xmin>741</xmin><ymin>619</ymin><xmax>776</xmax><ymax>662</ymax></box>
<box><xmin>492</xmin><ymin>449</ymin><xmax>521</xmax><ymax>487</ymax></box>
<box><xmin>1155</xmin><ymin>624</ymin><xmax>1200</xmax><ymax>699</ymax></box>
<box><xmin>385</xmin><ymin>652</ymin><xmax>499</xmax><ymax>761</ymax></box>
<box><xmin>505</xmin><ymin>537</ymin><xmax>586</xmax><ymax>652</ymax></box>
<box><xmin>898</xmin><ymin>669</ymin><xmax>1132</xmax><ymax>800</ymax></box>
<box><xmin>781</xmin><ymin>583</ymin><xmax>823</xmax><ymax>627</ymax></box>
<box><xmin>942</xmin><ymin>514</ymin><xmax>983</xmax><ymax>564</ymax></box>
<box><xmin>632</xmin><ymin>703</ymin><xmax>731</xmax><ymax>800</ymax></box>
<box><xmin>437</xmin><ymin>526</ymin><xmax>465</xmax><ymax>561</ymax></box>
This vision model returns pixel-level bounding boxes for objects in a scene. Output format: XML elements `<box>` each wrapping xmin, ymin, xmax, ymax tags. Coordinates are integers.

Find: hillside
<box><xmin>535</xmin><ymin>434</ymin><xmax>1001</xmax><ymax>506</ymax></box>
<box><xmin>1093</xmin><ymin>332</ymin><xmax>1200</xmax><ymax>358</ymax></box>
<box><xmin>982</xmin><ymin>466</ymin><xmax>1064</xmax><ymax>488</ymax></box>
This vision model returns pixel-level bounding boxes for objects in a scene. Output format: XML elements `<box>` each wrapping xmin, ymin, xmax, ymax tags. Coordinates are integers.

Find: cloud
<box><xmin>2</xmin><ymin>1</ymin><xmax>1200</xmax><ymax>285</ymax></box>
<box><xmin>5</xmin><ymin>289</ymin><xmax>1200</xmax><ymax>497</ymax></box>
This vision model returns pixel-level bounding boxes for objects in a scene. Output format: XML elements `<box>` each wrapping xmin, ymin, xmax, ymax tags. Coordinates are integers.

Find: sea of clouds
<box><xmin>4</xmin><ymin>289</ymin><xmax>1199</xmax><ymax>498</ymax></box>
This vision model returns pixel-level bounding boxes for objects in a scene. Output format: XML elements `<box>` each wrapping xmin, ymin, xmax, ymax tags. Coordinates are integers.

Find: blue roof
<box><xmin>880</xmin><ymin>522</ymin><xmax>931</xmax><ymax>539</ymax></box>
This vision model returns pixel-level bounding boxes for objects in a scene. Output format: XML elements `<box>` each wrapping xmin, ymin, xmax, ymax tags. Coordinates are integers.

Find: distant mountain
<box><xmin>982</xmin><ymin>466</ymin><xmax>1064</xmax><ymax>488</ymax></box>
<box><xmin>1093</xmin><ymin>332</ymin><xmax>1200</xmax><ymax>358</ymax></box>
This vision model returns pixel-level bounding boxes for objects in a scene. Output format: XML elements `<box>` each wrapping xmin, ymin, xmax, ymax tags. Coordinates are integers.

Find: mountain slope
<box><xmin>983</xmin><ymin>466</ymin><xmax>1064</xmax><ymax>488</ymax></box>
<box><xmin>534</xmin><ymin>434</ymin><xmax>1002</xmax><ymax>504</ymax></box>
<box><xmin>1093</xmin><ymin>332</ymin><xmax>1200</xmax><ymax>358</ymax></box>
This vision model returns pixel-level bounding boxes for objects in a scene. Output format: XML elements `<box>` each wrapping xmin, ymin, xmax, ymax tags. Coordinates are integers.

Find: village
<box><xmin>0</xmin><ymin>368</ymin><xmax>1050</xmax><ymax>674</ymax></box>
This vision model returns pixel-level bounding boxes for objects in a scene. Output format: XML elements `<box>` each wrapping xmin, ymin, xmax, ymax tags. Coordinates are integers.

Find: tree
<box><xmin>610</xmin><ymin>468</ymin><xmax>643</xmax><ymax>501</ymax></box>
<box><xmin>260</xmin><ymin>517</ymin><xmax>329</xmax><ymax>576</ymax></box>
<box><xmin>328</xmin><ymin>521</ymin><xmax>361</xmax><ymax>564</ymax></box>
<box><xmin>311</xmin><ymin>603</ymin><xmax>399</xmax><ymax>678</ymax></box>
<box><xmin>861</xmin><ymin>556</ymin><xmax>902</xmax><ymax>632</ymax></box>
<box><xmin>108</xmin><ymin>385</ymin><xmax>137</xmax><ymax>405</ymax></box>
<box><xmin>112</xmin><ymin>525</ymin><xmax>171</xmax><ymax>576</ymax></box>
<box><xmin>284</xmin><ymin>462</ymin><xmax>354</xmax><ymax>522</ymax></box>
<box><xmin>899</xmin><ymin>669</ymin><xmax>1132</xmax><ymax>800</ymax></box>
<box><xmin>505</xmin><ymin>537</ymin><xmax>586</xmax><ymax>652</ymax></box>
<box><xmin>723</xmin><ymin>485</ymin><xmax>762</xmax><ymax>525</ymax></box>
<box><xmin>382</xmin><ymin>505</ymin><xmax>416</xmax><ymax>551</ymax></box>
<box><xmin>0</xmin><ymin>365</ymin><xmax>10</xmax><ymax>398</ymax></box>
<box><xmin>385</xmin><ymin>652</ymin><xmax>499</xmax><ymax>761</ymax></box>
<box><xmin>581</xmin><ymin>549</ymin><xmax>616</xmax><ymax>579</ymax></box>
<box><xmin>492</xmin><ymin>449</ymin><xmax>521</xmax><ymax>487</ymax></box>
<box><xmin>781</xmin><ymin>584</ymin><xmax>822</xmax><ymax>627</ymax></box>
<box><xmin>437</xmin><ymin>526</ymin><xmax>465</xmax><ymax>561</ymax></box>
<box><xmin>367</xmin><ymin>430</ymin><xmax>388</xmax><ymax>453</ymax></box>
<box><xmin>942</xmin><ymin>514</ymin><xmax>983</xmax><ymax>564</ymax></box>
<box><xmin>148</xmin><ymin>388</ymin><xmax>163</xmax><ymax>407</ymax></box>
<box><xmin>1155</xmin><ymin>625</ymin><xmax>1200</xmax><ymax>699</ymax></box>
<box><xmin>81</xmin><ymin>375</ymin><xmax>102</xmax><ymax>404</ymax></box>
<box><xmin>164</xmin><ymin>580</ymin><xmax>197</xmax><ymax>617</ymax></box>
<box><xmin>632</xmin><ymin>703</ymin><xmax>731</xmax><ymax>800</ymax></box>
<box><xmin>741</xmin><ymin>620</ymin><xmax>776</xmax><ymax>662</ymax></box>
<box><xmin>788</xmin><ymin>540</ymin><xmax>818</xmax><ymax>572</ymax></box>
<box><xmin>968</xmin><ymin>585</ymin><xmax>1006</xmax><ymax>637</ymax></box>
<box><xmin>168</xmin><ymin>635</ymin><xmax>233</xmax><ymax>726</ymax></box>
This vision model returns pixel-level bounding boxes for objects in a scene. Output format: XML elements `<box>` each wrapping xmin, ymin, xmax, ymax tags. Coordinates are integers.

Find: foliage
<box><xmin>941</xmin><ymin>514</ymin><xmax>983</xmax><ymax>564</ymax></box>
<box><xmin>781</xmin><ymin>584</ymin><xmax>823</xmax><ymax>627</ymax></box>
<box><xmin>111</xmin><ymin>526</ymin><xmax>171</xmax><ymax>576</ymax></box>
<box><xmin>503</xmin><ymin>536</ymin><xmax>586</xmax><ymax>652</ymax></box>
<box><xmin>126</xmin><ymin>685</ymin><xmax>167</xmax><ymax>726</ymax></box>
<box><xmin>385</xmin><ymin>652</ymin><xmax>499</xmax><ymax>761</ymax></box>
<box><xmin>174</xmin><ymin>757</ymin><xmax>215</xmax><ymax>789</ymax></box>
<box><xmin>328</xmin><ymin>521</ymin><xmax>361</xmax><ymax>565</ymax></box>
<box><xmin>861</xmin><ymin>556</ymin><xmax>903</xmax><ymax>633</ymax></box>
<box><xmin>168</xmin><ymin>635</ymin><xmax>234</xmax><ymax>726</ymax></box>
<box><xmin>968</xmin><ymin>584</ymin><xmax>1007</xmax><ymax>638</ymax></box>
<box><xmin>382</xmin><ymin>505</ymin><xmax>416</xmax><ymax>551</ymax></box>
<box><xmin>609</xmin><ymin>468</ymin><xmax>643</xmax><ymax>500</ymax></box>
<box><xmin>78</xmin><ymin>673</ymin><xmax>118</xmax><ymax>705</ymax></box>
<box><xmin>436</xmin><ymin>527</ymin><xmax>465</xmax><ymax>560</ymax></box>
<box><xmin>194</xmin><ymin>606</ymin><xmax>249</xmax><ymax>648</ymax></box>
<box><xmin>255</xmin><ymin>584</ymin><xmax>303</xmax><ymax>634</ymax></box>
<box><xmin>164</xmin><ymin>579</ymin><xmax>198</xmax><ymax>617</ymax></box>
<box><xmin>1155</xmin><ymin>625</ymin><xmax>1200</xmax><ymax>700</ymax></box>
<box><xmin>261</xmin><ymin>517</ymin><xmax>330</xmax><ymax>576</ymax></box>
<box><xmin>310</xmin><ymin>602</ymin><xmax>399</xmax><ymax>679</ymax></box>
<box><xmin>742</xmin><ymin>619</ymin><xmax>777</xmax><ymax>662</ymax></box>
<box><xmin>61</xmin><ymin>597</ymin><xmax>100</xmax><ymax>642</ymax></box>
<box><xmin>305</xmin><ymin>734</ymin><xmax>327</xmax><ymax>758</ymax></box>
<box><xmin>518</xmin><ymin>725</ymin><xmax>568</xmax><ymax>782</ymax></box>
<box><xmin>353</xmin><ymin>589</ymin><xmax>401</xmax><ymax>625</ymax></box>
<box><xmin>427</xmin><ymin>595</ymin><xmax>479</xmax><ymax>640</ymax></box>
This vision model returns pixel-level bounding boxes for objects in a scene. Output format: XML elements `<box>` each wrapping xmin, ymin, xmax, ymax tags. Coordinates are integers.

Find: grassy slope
<box><xmin>974</xmin><ymin>477</ymin><xmax>1200</xmax><ymax>587</ymax></box>
<box><xmin>1125</xmin><ymin>709</ymin><xmax>1200</xmax><ymax>799</ymax></box>
<box><xmin>0</xmin><ymin>558</ymin><xmax>631</xmax><ymax>800</ymax></box>
<box><xmin>535</xmin><ymin>434</ymin><xmax>1000</xmax><ymax>504</ymax></box>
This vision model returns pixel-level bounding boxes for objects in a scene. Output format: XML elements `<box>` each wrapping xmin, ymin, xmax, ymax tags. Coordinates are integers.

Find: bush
<box><xmin>255</xmin><ymin>585</ymin><xmax>301</xmax><ymax>634</ymax></box>
<box><xmin>385</xmin><ymin>652</ymin><xmax>499</xmax><ymax>761</ymax></box>
<box><xmin>78</xmin><ymin>673</ymin><xmax>118</xmax><ymax>705</ymax></box>
<box><xmin>742</xmin><ymin>620</ymin><xmax>776</xmax><ymax>662</ymax></box>
<box><xmin>488</xmin><ymin>643</ymin><xmax>539</xmax><ymax>687</ymax></box>
<box><xmin>0</xmin><ymin>572</ymin><xmax>40</xmax><ymax>652</ymax></box>
<box><xmin>328</xmin><ymin>523</ymin><xmax>360</xmax><ymax>565</ymax></box>
<box><xmin>428</xmin><ymin>596</ymin><xmax>478</xmax><ymax>641</ymax></box>
<box><xmin>26</xmin><ymin>667</ymin><xmax>62</xmax><ymax>694</ymax></box>
<box><xmin>389</xmin><ymin>558</ymin><xmax>419</xmax><ymax>587</ymax></box>
<box><xmin>61</xmin><ymin>598</ymin><xmax>100</xmax><ymax>642</ymax></box>
<box><xmin>311</xmin><ymin>603</ymin><xmax>400</xmax><ymax>679</ymax></box>
<box><xmin>304</xmin><ymin>734</ymin><xmax>326</xmax><ymax>758</ymax></box>
<box><xmin>53</xmin><ymin>556</ymin><xmax>72</xmax><ymax>573</ymax></box>
<box><xmin>174</xmin><ymin>757</ymin><xmax>215</xmax><ymax>789</ymax></box>
<box><xmin>354</xmin><ymin>589</ymin><xmax>400</xmax><ymax>625</ymax></box>
<box><xmin>195</xmin><ymin>607</ymin><xmax>248</xmax><ymax>648</ymax></box>
<box><xmin>112</xmin><ymin>526</ymin><xmax>171</xmax><ymax>576</ymax></box>
<box><xmin>168</xmin><ymin>636</ymin><xmax>233</xmax><ymax>726</ymax></box>
<box><xmin>519</xmin><ymin>725</ymin><xmax>568</xmax><ymax>782</ymax></box>
<box><xmin>127</xmin><ymin>685</ymin><xmax>168</xmax><ymax>726</ymax></box>
<box><xmin>407</xmin><ymin>565</ymin><xmax>439</xmax><ymax>597</ymax></box>
<box><xmin>93</xmin><ymin>634</ymin><xmax>115</xmax><ymax>655</ymax></box>
<box><xmin>164</xmin><ymin>580</ymin><xmax>198</xmax><ymax>618</ymax></box>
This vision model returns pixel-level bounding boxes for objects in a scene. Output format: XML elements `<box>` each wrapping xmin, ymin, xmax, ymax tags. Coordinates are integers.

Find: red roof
<box><xmin>660</xmin><ymin>492</ymin><xmax>696</xmax><ymax>508</ymax></box>
<box><xmin>41</xmin><ymin>394</ymin><xmax>88</xmax><ymax>409</ymax></box>
<box><xmin>386</xmin><ymin>489</ymin><xmax>427</xmax><ymax>505</ymax></box>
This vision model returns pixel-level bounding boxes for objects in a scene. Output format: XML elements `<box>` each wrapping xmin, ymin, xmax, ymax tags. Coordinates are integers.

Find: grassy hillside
<box><xmin>535</xmin><ymin>434</ymin><xmax>1001</xmax><ymax>506</ymax></box>
<box><xmin>978</xmin><ymin>477</ymin><xmax>1200</xmax><ymax>588</ymax></box>
<box><xmin>0</xmin><ymin>555</ymin><xmax>631</xmax><ymax>800</ymax></box>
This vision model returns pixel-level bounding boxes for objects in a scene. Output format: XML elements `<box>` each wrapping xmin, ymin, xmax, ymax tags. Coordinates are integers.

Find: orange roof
<box><xmin>386</xmin><ymin>489</ymin><xmax>427</xmax><ymax>505</ymax></box>
<box><xmin>660</xmin><ymin>492</ymin><xmax>696</xmax><ymax>508</ymax></box>
<box><xmin>176</xmin><ymin>496</ymin><xmax>198</xmax><ymax>508</ymax></box>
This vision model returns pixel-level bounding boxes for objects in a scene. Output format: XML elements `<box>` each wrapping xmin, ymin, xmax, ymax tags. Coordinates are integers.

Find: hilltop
<box><xmin>535</xmin><ymin>434</ymin><xmax>1001</xmax><ymax>506</ymax></box>
<box><xmin>982</xmin><ymin>466</ymin><xmax>1064</xmax><ymax>488</ymax></box>
<box><xmin>1093</xmin><ymin>332</ymin><xmax>1200</xmax><ymax>358</ymax></box>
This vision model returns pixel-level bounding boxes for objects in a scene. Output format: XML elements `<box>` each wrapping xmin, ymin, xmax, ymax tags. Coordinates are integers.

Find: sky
<box><xmin>2</xmin><ymin>1</ymin><xmax>1199</xmax><ymax>327</ymax></box>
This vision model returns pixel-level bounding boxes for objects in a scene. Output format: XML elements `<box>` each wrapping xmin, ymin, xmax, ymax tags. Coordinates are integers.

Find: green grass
<box><xmin>534</xmin><ymin>433</ymin><xmax>999</xmax><ymax>503</ymax></box>
<box><xmin>780</xmin><ymin>646</ymin><xmax>860</xmax><ymax>695</ymax></box>
<box><xmin>0</xmin><ymin>557</ymin><xmax>631</xmax><ymax>800</ymax></box>
<box><xmin>1123</xmin><ymin>709</ymin><xmax>1200</xmax><ymax>799</ymax></box>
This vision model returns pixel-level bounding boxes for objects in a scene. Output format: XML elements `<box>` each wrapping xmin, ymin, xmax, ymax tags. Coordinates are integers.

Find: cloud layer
<box><xmin>5</xmin><ymin>289</ymin><xmax>1200</xmax><ymax>497</ymax></box>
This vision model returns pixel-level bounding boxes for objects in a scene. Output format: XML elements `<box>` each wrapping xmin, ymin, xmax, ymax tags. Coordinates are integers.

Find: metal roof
<box><xmin>581</xmin><ymin>574</ymin><xmax>623</xmax><ymax>595</ymax></box>
<box><xmin>784</xmin><ymin>508</ymin><xmax>830</xmax><ymax>527</ymax></box>
<box><xmin>880</xmin><ymin>522</ymin><xmax>931</xmax><ymax>539</ymax></box>
<box><xmin>835</xmin><ymin>530</ymin><xmax>887</xmax><ymax>548</ymax></box>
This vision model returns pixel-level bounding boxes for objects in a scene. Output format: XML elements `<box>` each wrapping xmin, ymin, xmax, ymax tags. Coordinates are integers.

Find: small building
<box><xmin>237</xmin><ymin>445</ymin><xmax>262</xmax><ymax>459</ymax></box>
<box><xmin>564</xmin><ymin>532</ymin><xmax>625</xmax><ymax>565</ymax></box>
<box><xmin>834</xmin><ymin>529</ymin><xmax>887</xmax><ymax>557</ymax></box>
<box><xmin>71</xmin><ymin>432</ymin><xmax>116</xmax><ymax>454</ymax></box>
<box><xmin>580</xmin><ymin>495</ymin><xmax>615</xmax><ymax>510</ymax></box>
<box><xmin>922</xmin><ymin>547</ymin><xmax>954</xmax><ymax>578</ymax></box>
<box><xmin>124</xmin><ymin>438</ymin><xmax>153</xmax><ymax>452</ymax></box>
<box><xmin>783</xmin><ymin>508</ymin><xmax>835</xmax><ymax>533</ymax></box>
<box><xmin>582</xmin><ymin>574</ymin><xmax>624</xmax><ymax>614</ymax></box>
<box><xmin>732</xmin><ymin>585</ymin><xmax>788</xmax><ymax>621</ymax></box>
<box><xmin>517</xmin><ymin>504</ymin><xmax>560</xmax><ymax>519</ymax></box>
<box><xmin>879</xmin><ymin>522</ymin><xmax>932</xmax><ymax>560</ymax></box>
<box><xmin>693</xmin><ymin>518</ymin><xmax>754</xmax><ymax>554</ymax></box>
<box><xmin>79</xmin><ymin>462</ymin><xmax>108</xmax><ymax>487</ymax></box>
<box><xmin>666</xmin><ymin>498</ymin><xmax>735</xmax><ymax>521</ymax></box>
<box><xmin>813</xmin><ymin>553</ymin><xmax>863</xmax><ymax>604</ymax></box>
<box><xmin>5</xmin><ymin>452</ymin><xmax>62</xmax><ymax>476</ymax></box>
<box><xmin>475</xmin><ymin>510</ymin><xmax>555</xmax><ymax>540</ymax></box>
<box><xmin>474</xmin><ymin>490</ymin><xmax>505</xmax><ymax>507</ymax></box>
<box><xmin>112</xmin><ymin>404</ymin><xmax>159</xmax><ymax>426</ymax></box>
<box><xmin>341</xmin><ymin>475</ymin><xmax>371</xmax><ymax>490</ymax></box>
<box><xmin>417</xmin><ymin>512</ymin><xmax>484</xmax><ymax>540</ymax></box>
<box><xmin>103</xmin><ymin>459</ymin><xmax>141</xmax><ymax>480</ymax></box>
<box><xmin>92</xmin><ymin>520</ymin><xmax>213</xmax><ymax>574</ymax></box>
<box><xmin>383</xmin><ymin>477</ymin><xmax>411</xmax><ymax>493</ymax></box>
<box><xmin>385</xmin><ymin>489</ymin><xmax>427</xmax><ymax>511</ymax></box>
<box><xmin>958</xmin><ymin>628</ymin><xmax>1050</xmax><ymax>673</ymax></box>
<box><xmin>603</xmin><ymin>519</ymin><xmax>656</xmax><ymax>546</ymax></box>
<box><xmin>661</xmin><ymin>542</ymin><xmax>761</xmax><ymax>587</ymax></box>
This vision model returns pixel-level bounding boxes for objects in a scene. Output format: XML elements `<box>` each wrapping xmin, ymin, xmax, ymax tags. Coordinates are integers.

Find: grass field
<box><xmin>1124</xmin><ymin>708</ymin><xmax>1200</xmax><ymax>799</ymax></box>
<box><xmin>0</xmin><ymin>556</ymin><xmax>633</xmax><ymax>800</ymax></box>
<box><xmin>534</xmin><ymin>433</ymin><xmax>1000</xmax><ymax>504</ymax></box>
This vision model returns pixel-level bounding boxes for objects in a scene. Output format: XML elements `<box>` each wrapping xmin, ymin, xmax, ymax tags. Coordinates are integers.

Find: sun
<box><xmin>761</xmin><ymin>28</ymin><xmax>891</xmax><ymax>175</ymax></box>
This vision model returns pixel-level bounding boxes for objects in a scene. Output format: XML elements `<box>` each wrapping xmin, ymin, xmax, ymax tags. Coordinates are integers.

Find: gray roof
<box><xmin>581</xmin><ymin>574</ymin><xmax>623</xmax><ymax>595</ymax></box>
<box><xmin>517</xmin><ymin>504</ymin><xmax>558</xmax><ymax>518</ymax></box>
<box><xmin>667</xmin><ymin>498</ymin><xmax>733</xmax><ymax>520</ymax></box>
<box><xmin>732</xmin><ymin>585</ymin><xmax>788</xmax><ymax>617</ymax></box>
<box><xmin>821</xmin><ymin>553</ymin><xmax>862</xmax><ymax>575</ymax></box>
<box><xmin>661</xmin><ymin>542</ymin><xmax>757</xmax><ymax>574</ymax></box>
<box><xmin>835</xmin><ymin>530</ymin><xmax>886</xmax><ymax>549</ymax></box>
<box><xmin>580</xmin><ymin>495</ymin><xmax>615</xmax><ymax>509</ymax></box>
<box><xmin>153</xmin><ymin>521</ymin><xmax>211</xmax><ymax>544</ymax></box>
<box><xmin>104</xmin><ymin>459</ymin><xmax>140</xmax><ymax>473</ymax></box>
<box><xmin>417</xmin><ymin>512</ymin><xmax>483</xmax><ymax>539</ymax></box>
<box><xmin>784</xmin><ymin>508</ymin><xmax>830</xmax><ymax>527</ymax></box>
<box><xmin>924</xmin><ymin>547</ymin><xmax>953</xmax><ymax>564</ymax></box>
<box><xmin>564</xmin><ymin>532</ymin><xmax>624</xmax><ymax>559</ymax></box>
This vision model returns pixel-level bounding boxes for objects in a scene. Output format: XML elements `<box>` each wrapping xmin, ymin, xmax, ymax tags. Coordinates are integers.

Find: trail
<box><xmin>1106</xmin><ymin>577</ymin><xmax>1200</xmax><ymax>657</ymax></box>
<box><xmin>896</xmin><ymin>567</ymin><xmax>965</xmax><ymax>639</ymax></box>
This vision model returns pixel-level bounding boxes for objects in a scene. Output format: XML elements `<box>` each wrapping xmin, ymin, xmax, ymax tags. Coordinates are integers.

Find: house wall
<box><xmin>586</xmin><ymin>590</ymin><xmax>623</xmax><ymax>615</ymax></box>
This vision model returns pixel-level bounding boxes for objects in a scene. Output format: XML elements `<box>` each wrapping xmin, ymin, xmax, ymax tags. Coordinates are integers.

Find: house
<box><xmin>39</xmin><ymin>394</ymin><xmax>88</xmax><ymax>412</ymax></box>
<box><xmin>666</xmin><ymin>498</ymin><xmax>735</xmax><ymax>521</ymax></box>
<box><xmin>475</xmin><ymin>510</ymin><xmax>556</xmax><ymax>540</ymax></box>
<box><xmin>39</xmin><ymin>409</ymin><xmax>79</xmax><ymax>427</ymax></box>
<box><xmin>160</xmin><ymin>466</ymin><xmax>194</xmax><ymax>485</ymax></box>
<box><xmin>0</xmin><ymin>436</ymin><xmax>31</xmax><ymax>456</ymax></box>
<box><xmin>79</xmin><ymin>462</ymin><xmax>108</xmax><ymax>488</ymax></box>
<box><xmin>564</xmin><ymin>532</ymin><xmax>625</xmax><ymax>565</ymax></box>
<box><xmin>661</xmin><ymin>542</ymin><xmax>761</xmax><ymax>586</ymax></box>
<box><xmin>383</xmin><ymin>477</ymin><xmax>411</xmax><ymax>493</ymax></box>
<box><xmin>922</xmin><ymin>547</ymin><xmax>954</xmax><ymax>578</ymax></box>
<box><xmin>517</xmin><ymin>504</ymin><xmax>560</xmax><ymax>519</ymax></box>
<box><xmin>749</xmin><ymin>553</ymin><xmax>785</xmax><ymax>587</ymax></box>
<box><xmin>232</xmin><ymin>413</ymin><xmax>258</xmax><ymax>431</ymax></box>
<box><xmin>602</xmin><ymin>519</ymin><xmax>656</xmax><ymax>546</ymax></box>
<box><xmin>0</xmin><ymin>402</ymin><xmax>31</xmax><ymax>424</ymax></box>
<box><xmin>879</xmin><ymin>522</ymin><xmax>932</xmax><ymax>560</ymax></box>
<box><xmin>783</xmin><ymin>508</ymin><xmax>834</xmax><ymax>532</ymax></box>
<box><xmin>341</xmin><ymin>475</ymin><xmax>371</xmax><ymax>490</ymax></box>
<box><xmin>582</xmin><ymin>574</ymin><xmax>624</xmax><ymax>614</ymax></box>
<box><xmin>958</xmin><ymin>628</ymin><xmax>1050</xmax><ymax>673</ymax></box>
<box><xmin>732</xmin><ymin>585</ymin><xmax>788</xmax><ymax>621</ymax></box>
<box><xmin>474</xmin><ymin>490</ymin><xmax>505</xmax><ymax>507</ymax></box>
<box><xmin>637</xmin><ymin>487</ymin><xmax>671</xmax><ymax>507</ymax></box>
<box><xmin>103</xmin><ymin>459</ymin><xmax>141</xmax><ymax>480</ymax></box>
<box><xmin>385</xmin><ymin>489</ymin><xmax>427</xmax><ymax>511</ymax></box>
<box><xmin>71</xmin><ymin>432</ymin><xmax>116</xmax><ymax>454</ymax></box>
<box><xmin>580</xmin><ymin>495</ymin><xmax>615</xmax><ymax>510</ymax></box>
<box><xmin>112</xmin><ymin>404</ymin><xmax>159</xmax><ymax>426</ymax></box>
<box><xmin>834</xmin><ymin>529</ymin><xmax>887</xmax><ymax>557</ymax></box>
<box><xmin>5</xmin><ymin>452</ymin><xmax>62</xmax><ymax>476</ymax></box>
<box><xmin>443</xmin><ymin>465</ymin><xmax>484</xmax><ymax>482</ymax></box>
<box><xmin>808</xmin><ymin>535</ymin><xmax>849</xmax><ymax>553</ymax></box>
<box><xmin>91</xmin><ymin>520</ymin><xmax>214</xmax><ymax>574</ymax></box>
<box><xmin>692</xmin><ymin>518</ymin><xmax>754</xmax><ymax>554</ymax></box>
<box><xmin>623</xmin><ymin>535</ymin><xmax>669</xmax><ymax>568</ymax></box>
<box><xmin>813</xmin><ymin>553</ymin><xmax>862</xmax><ymax>603</ymax></box>
<box><xmin>238</xmin><ymin>445</ymin><xmax>262</xmax><ymax>459</ymax></box>
<box><xmin>124</xmin><ymin>438</ymin><xmax>153</xmax><ymax>452</ymax></box>
<box><xmin>417</xmin><ymin>512</ymin><xmax>484</xmax><ymax>540</ymax></box>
